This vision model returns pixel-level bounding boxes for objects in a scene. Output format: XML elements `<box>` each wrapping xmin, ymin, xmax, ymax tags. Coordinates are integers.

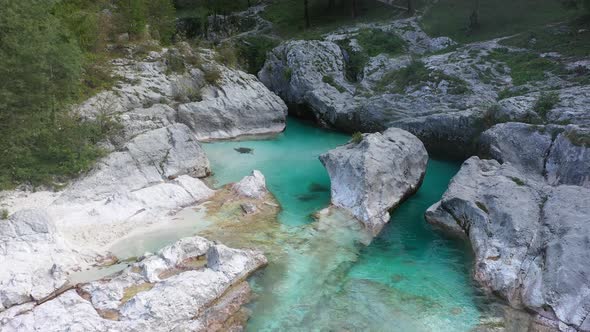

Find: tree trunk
<box><xmin>351</xmin><ymin>0</ymin><xmax>358</xmax><ymax>18</ymax></box>
<box><xmin>407</xmin><ymin>0</ymin><xmax>414</xmax><ymax>15</ymax></box>
<box><xmin>328</xmin><ymin>0</ymin><xmax>335</xmax><ymax>9</ymax></box>
<box><xmin>469</xmin><ymin>0</ymin><xmax>480</xmax><ymax>31</ymax></box>
<box><xmin>304</xmin><ymin>0</ymin><xmax>311</xmax><ymax>28</ymax></box>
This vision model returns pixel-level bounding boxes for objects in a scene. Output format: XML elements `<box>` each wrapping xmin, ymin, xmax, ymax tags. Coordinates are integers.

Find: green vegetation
<box><xmin>322</xmin><ymin>75</ymin><xmax>346</xmax><ymax>93</ymax></box>
<box><xmin>236</xmin><ymin>36</ymin><xmax>281</xmax><ymax>74</ymax></box>
<box><xmin>475</xmin><ymin>202</ymin><xmax>489</xmax><ymax>214</ymax></box>
<box><xmin>214</xmin><ymin>43</ymin><xmax>239</xmax><ymax>68</ymax></box>
<box><xmin>262</xmin><ymin>0</ymin><xmax>401</xmax><ymax>39</ymax></box>
<box><xmin>203</xmin><ymin>66</ymin><xmax>223</xmax><ymax>86</ymax></box>
<box><xmin>500</xmin><ymin>16</ymin><xmax>590</xmax><ymax>58</ymax></box>
<box><xmin>1</xmin><ymin>209</ymin><xmax>8</xmax><ymax>220</ymax></box>
<box><xmin>486</xmin><ymin>49</ymin><xmax>561</xmax><ymax>86</ymax></box>
<box><xmin>565</xmin><ymin>129</ymin><xmax>590</xmax><ymax>147</ymax></box>
<box><xmin>497</xmin><ymin>86</ymin><xmax>529</xmax><ymax>100</ymax></box>
<box><xmin>0</xmin><ymin>0</ymin><xmax>175</xmax><ymax>189</ymax></box>
<box><xmin>356</xmin><ymin>28</ymin><xmax>406</xmax><ymax>57</ymax></box>
<box><xmin>351</xmin><ymin>132</ymin><xmax>364</xmax><ymax>144</ymax></box>
<box><xmin>336</xmin><ymin>39</ymin><xmax>370</xmax><ymax>82</ymax></box>
<box><xmin>284</xmin><ymin>68</ymin><xmax>294</xmax><ymax>81</ymax></box>
<box><xmin>421</xmin><ymin>0</ymin><xmax>579</xmax><ymax>43</ymax></box>
<box><xmin>534</xmin><ymin>92</ymin><xmax>560</xmax><ymax>119</ymax></box>
<box><xmin>510</xmin><ymin>177</ymin><xmax>526</xmax><ymax>186</ymax></box>
<box><xmin>376</xmin><ymin>60</ymin><xmax>469</xmax><ymax>94</ymax></box>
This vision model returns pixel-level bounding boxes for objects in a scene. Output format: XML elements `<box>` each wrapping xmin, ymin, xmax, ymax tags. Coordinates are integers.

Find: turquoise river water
<box><xmin>103</xmin><ymin>117</ymin><xmax>492</xmax><ymax>330</ymax></box>
<box><xmin>199</xmin><ymin>118</ymin><xmax>489</xmax><ymax>331</ymax></box>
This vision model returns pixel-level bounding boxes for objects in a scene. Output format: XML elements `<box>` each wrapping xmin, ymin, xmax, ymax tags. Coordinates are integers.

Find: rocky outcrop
<box><xmin>231</xmin><ymin>170</ymin><xmax>267</xmax><ymax>199</ymax></box>
<box><xmin>480</xmin><ymin>123</ymin><xmax>590</xmax><ymax>188</ymax></box>
<box><xmin>0</xmin><ymin>209</ymin><xmax>80</xmax><ymax>311</ymax></box>
<box><xmin>320</xmin><ymin>128</ymin><xmax>428</xmax><ymax>234</ymax></box>
<box><xmin>81</xmin><ymin>45</ymin><xmax>287</xmax><ymax>142</ymax></box>
<box><xmin>546</xmin><ymin>126</ymin><xmax>590</xmax><ymax>188</ymax></box>
<box><xmin>426</xmin><ymin>157</ymin><xmax>590</xmax><ymax>330</ymax></box>
<box><xmin>0</xmin><ymin>237</ymin><xmax>267</xmax><ymax>331</ymax></box>
<box><xmin>178</xmin><ymin>67</ymin><xmax>287</xmax><ymax>141</ymax></box>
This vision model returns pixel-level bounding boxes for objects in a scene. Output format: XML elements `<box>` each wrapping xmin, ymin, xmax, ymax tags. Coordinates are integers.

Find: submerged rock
<box><xmin>0</xmin><ymin>236</ymin><xmax>267</xmax><ymax>331</ymax></box>
<box><xmin>426</xmin><ymin>157</ymin><xmax>590</xmax><ymax>330</ymax></box>
<box><xmin>320</xmin><ymin>128</ymin><xmax>428</xmax><ymax>234</ymax></box>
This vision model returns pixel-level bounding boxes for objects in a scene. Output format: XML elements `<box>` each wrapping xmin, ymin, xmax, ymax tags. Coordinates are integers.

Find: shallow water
<box><xmin>200</xmin><ymin>118</ymin><xmax>486</xmax><ymax>331</ymax></box>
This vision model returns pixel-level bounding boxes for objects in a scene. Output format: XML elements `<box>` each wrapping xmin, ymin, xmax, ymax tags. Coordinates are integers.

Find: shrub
<box><xmin>214</xmin><ymin>43</ymin><xmax>239</xmax><ymax>68</ymax></box>
<box><xmin>1</xmin><ymin>209</ymin><xmax>8</xmax><ymax>220</ymax></box>
<box><xmin>203</xmin><ymin>66</ymin><xmax>222</xmax><ymax>86</ymax></box>
<box><xmin>534</xmin><ymin>92</ymin><xmax>560</xmax><ymax>119</ymax></box>
<box><xmin>351</xmin><ymin>132</ymin><xmax>363</xmax><ymax>144</ymax></box>
<box><xmin>336</xmin><ymin>39</ymin><xmax>369</xmax><ymax>82</ymax></box>
<box><xmin>237</xmin><ymin>36</ymin><xmax>280</xmax><ymax>74</ymax></box>
<box><xmin>356</xmin><ymin>28</ymin><xmax>406</xmax><ymax>57</ymax></box>
<box><xmin>165</xmin><ymin>50</ymin><xmax>186</xmax><ymax>74</ymax></box>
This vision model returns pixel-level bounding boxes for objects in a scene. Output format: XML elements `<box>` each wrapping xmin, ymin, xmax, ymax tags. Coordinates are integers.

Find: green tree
<box><xmin>118</xmin><ymin>0</ymin><xmax>147</xmax><ymax>38</ymax></box>
<box><xmin>147</xmin><ymin>0</ymin><xmax>177</xmax><ymax>44</ymax></box>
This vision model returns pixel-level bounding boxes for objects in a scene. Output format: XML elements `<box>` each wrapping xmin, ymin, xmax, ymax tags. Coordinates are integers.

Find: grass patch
<box><xmin>356</xmin><ymin>28</ymin><xmax>406</xmax><ymax>57</ymax></box>
<box><xmin>322</xmin><ymin>75</ymin><xmax>346</xmax><ymax>93</ymax></box>
<box><xmin>500</xmin><ymin>15</ymin><xmax>590</xmax><ymax>58</ymax></box>
<box><xmin>203</xmin><ymin>66</ymin><xmax>222</xmax><ymax>86</ymax></box>
<box><xmin>1</xmin><ymin>209</ymin><xmax>8</xmax><ymax>220</ymax></box>
<box><xmin>121</xmin><ymin>283</ymin><xmax>154</xmax><ymax>304</ymax></box>
<box><xmin>497</xmin><ymin>86</ymin><xmax>529</xmax><ymax>100</ymax></box>
<box><xmin>486</xmin><ymin>49</ymin><xmax>561</xmax><ymax>85</ymax></box>
<box><xmin>421</xmin><ymin>0</ymin><xmax>579</xmax><ymax>43</ymax></box>
<box><xmin>564</xmin><ymin>129</ymin><xmax>590</xmax><ymax>147</ymax></box>
<box><xmin>534</xmin><ymin>92</ymin><xmax>560</xmax><ymax>119</ymax></box>
<box><xmin>284</xmin><ymin>67</ymin><xmax>293</xmax><ymax>81</ymax></box>
<box><xmin>262</xmin><ymin>0</ymin><xmax>402</xmax><ymax>39</ymax></box>
<box><xmin>376</xmin><ymin>60</ymin><xmax>469</xmax><ymax>94</ymax></box>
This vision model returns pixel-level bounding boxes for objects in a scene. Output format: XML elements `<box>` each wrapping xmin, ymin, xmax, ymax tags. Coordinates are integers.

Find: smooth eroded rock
<box><xmin>320</xmin><ymin>128</ymin><xmax>428</xmax><ymax>234</ymax></box>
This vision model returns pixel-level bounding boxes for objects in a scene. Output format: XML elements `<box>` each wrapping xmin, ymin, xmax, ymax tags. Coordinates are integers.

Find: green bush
<box><xmin>356</xmin><ymin>28</ymin><xmax>406</xmax><ymax>57</ymax></box>
<box><xmin>237</xmin><ymin>36</ymin><xmax>280</xmax><ymax>74</ymax></box>
<box><xmin>336</xmin><ymin>39</ymin><xmax>369</xmax><ymax>82</ymax></box>
<box><xmin>203</xmin><ymin>66</ymin><xmax>223</xmax><ymax>86</ymax></box>
<box><xmin>534</xmin><ymin>92</ymin><xmax>560</xmax><ymax>119</ymax></box>
<box><xmin>351</xmin><ymin>132</ymin><xmax>364</xmax><ymax>144</ymax></box>
<box><xmin>214</xmin><ymin>43</ymin><xmax>239</xmax><ymax>68</ymax></box>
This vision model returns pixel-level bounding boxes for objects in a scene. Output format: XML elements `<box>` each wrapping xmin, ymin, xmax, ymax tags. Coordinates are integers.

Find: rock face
<box><xmin>80</xmin><ymin>45</ymin><xmax>287</xmax><ymax>142</ymax></box>
<box><xmin>0</xmin><ymin>237</ymin><xmax>267</xmax><ymax>331</ymax></box>
<box><xmin>178</xmin><ymin>67</ymin><xmax>288</xmax><ymax>141</ymax></box>
<box><xmin>320</xmin><ymin>128</ymin><xmax>428</xmax><ymax>234</ymax></box>
<box><xmin>426</xmin><ymin>157</ymin><xmax>590</xmax><ymax>330</ymax></box>
<box><xmin>480</xmin><ymin>123</ymin><xmax>590</xmax><ymax>188</ymax></box>
<box><xmin>0</xmin><ymin>210</ymin><xmax>79</xmax><ymax>311</ymax></box>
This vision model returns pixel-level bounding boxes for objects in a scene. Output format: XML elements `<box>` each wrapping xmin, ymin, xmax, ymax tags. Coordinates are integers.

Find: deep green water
<box><xmin>202</xmin><ymin>118</ymin><xmax>486</xmax><ymax>331</ymax></box>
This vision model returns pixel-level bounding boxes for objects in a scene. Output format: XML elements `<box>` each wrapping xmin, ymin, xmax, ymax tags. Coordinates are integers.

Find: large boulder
<box><xmin>178</xmin><ymin>67</ymin><xmax>288</xmax><ymax>140</ymax></box>
<box><xmin>426</xmin><ymin>157</ymin><xmax>590</xmax><ymax>330</ymax></box>
<box><xmin>320</xmin><ymin>128</ymin><xmax>428</xmax><ymax>234</ymax></box>
<box><xmin>231</xmin><ymin>170</ymin><xmax>267</xmax><ymax>199</ymax></box>
<box><xmin>0</xmin><ymin>237</ymin><xmax>267</xmax><ymax>331</ymax></box>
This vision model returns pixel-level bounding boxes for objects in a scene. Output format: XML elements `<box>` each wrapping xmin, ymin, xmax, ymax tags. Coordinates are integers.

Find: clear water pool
<box><xmin>201</xmin><ymin>118</ymin><xmax>487</xmax><ymax>331</ymax></box>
